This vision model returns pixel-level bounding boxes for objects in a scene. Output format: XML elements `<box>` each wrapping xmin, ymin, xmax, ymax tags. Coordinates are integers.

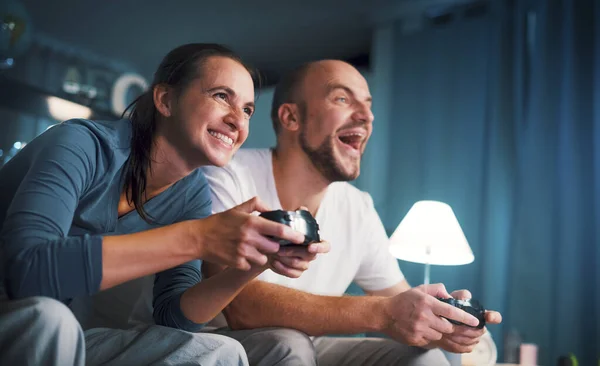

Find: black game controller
<box><xmin>437</xmin><ymin>297</ymin><xmax>486</xmax><ymax>329</ymax></box>
<box><xmin>259</xmin><ymin>210</ymin><xmax>320</xmax><ymax>246</ymax></box>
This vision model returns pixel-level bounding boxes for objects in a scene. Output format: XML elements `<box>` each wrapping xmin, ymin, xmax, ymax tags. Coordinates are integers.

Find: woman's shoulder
<box><xmin>59</xmin><ymin>118</ymin><xmax>132</xmax><ymax>149</ymax></box>
<box><xmin>173</xmin><ymin>169</ymin><xmax>212</xmax><ymax>220</ymax></box>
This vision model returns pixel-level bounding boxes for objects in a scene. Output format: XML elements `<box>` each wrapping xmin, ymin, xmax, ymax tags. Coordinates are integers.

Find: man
<box><xmin>201</xmin><ymin>60</ymin><xmax>502</xmax><ymax>365</ymax></box>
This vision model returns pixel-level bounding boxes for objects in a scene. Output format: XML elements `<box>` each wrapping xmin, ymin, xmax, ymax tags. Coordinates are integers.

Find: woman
<box><xmin>0</xmin><ymin>43</ymin><xmax>327</xmax><ymax>366</ymax></box>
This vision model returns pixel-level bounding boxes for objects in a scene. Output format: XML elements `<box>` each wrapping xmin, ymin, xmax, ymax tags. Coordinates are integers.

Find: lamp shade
<box><xmin>389</xmin><ymin>200</ymin><xmax>474</xmax><ymax>266</ymax></box>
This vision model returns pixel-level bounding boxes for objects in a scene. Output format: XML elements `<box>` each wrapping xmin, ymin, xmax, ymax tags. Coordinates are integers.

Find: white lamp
<box><xmin>47</xmin><ymin>96</ymin><xmax>92</xmax><ymax>121</ymax></box>
<box><xmin>389</xmin><ymin>200</ymin><xmax>474</xmax><ymax>285</ymax></box>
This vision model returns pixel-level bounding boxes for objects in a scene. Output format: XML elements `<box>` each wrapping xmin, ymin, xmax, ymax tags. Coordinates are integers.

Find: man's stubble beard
<box><xmin>299</xmin><ymin>126</ymin><xmax>361</xmax><ymax>183</ymax></box>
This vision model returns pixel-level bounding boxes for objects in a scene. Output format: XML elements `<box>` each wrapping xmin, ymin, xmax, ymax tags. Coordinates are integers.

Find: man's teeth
<box><xmin>340</xmin><ymin>133</ymin><xmax>364</xmax><ymax>138</ymax></box>
<box><xmin>209</xmin><ymin>130</ymin><xmax>233</xmax><ymax>146</ymax></box>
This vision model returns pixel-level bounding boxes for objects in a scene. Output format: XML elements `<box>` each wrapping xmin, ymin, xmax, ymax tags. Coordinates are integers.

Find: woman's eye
<box><xmin>243</xmin><ymin>107</ymin><xmax>254</xmax><ymax>117</ymax></box>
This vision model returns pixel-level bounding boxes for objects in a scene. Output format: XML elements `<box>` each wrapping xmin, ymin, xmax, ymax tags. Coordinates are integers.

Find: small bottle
<box><xmin>503</xmin><ymin>329</ymin><xmax>522</xmax><ymax>363</ymax></box>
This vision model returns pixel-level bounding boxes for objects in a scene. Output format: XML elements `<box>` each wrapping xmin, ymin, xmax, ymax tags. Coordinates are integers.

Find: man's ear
<box><xmin>277</xmin><ymin>103</ymin><xmax>301</xmax><ymax>132</ymax></box>
<box><xmin>153</xmin><ymin>84</ymin><xmax>173</xmax><ymax>118</ymax></box>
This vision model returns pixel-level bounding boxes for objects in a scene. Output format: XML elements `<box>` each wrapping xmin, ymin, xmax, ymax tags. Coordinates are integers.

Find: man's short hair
<box><xmin>270</xmin><ymin>63</ymin><xmax>313</xmax><ymax>135</ymax></box>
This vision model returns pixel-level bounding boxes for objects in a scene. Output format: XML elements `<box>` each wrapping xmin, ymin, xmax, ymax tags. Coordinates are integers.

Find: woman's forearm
<box><xmin>179</xmin><ymin>267</ymin><xmax>263</xmax><ymax>324</ymax></box>
<box><xmin>100</xmin><ymin>220</ymin><xmax>199</xmax><ymax>290</ymax></box>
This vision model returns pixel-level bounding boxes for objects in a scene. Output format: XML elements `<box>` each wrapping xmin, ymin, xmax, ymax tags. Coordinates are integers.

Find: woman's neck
<box><xmin>144</xmin><ymin>134</ymin><xmax>196</xmax><ymax>196</ymax></box>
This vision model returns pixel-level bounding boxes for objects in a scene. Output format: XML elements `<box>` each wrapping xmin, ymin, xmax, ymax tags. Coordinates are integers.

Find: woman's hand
<box><xmin>193</xmin><ymin>197</ymin><xmax>305</xmax><ymax>270</ymax></box>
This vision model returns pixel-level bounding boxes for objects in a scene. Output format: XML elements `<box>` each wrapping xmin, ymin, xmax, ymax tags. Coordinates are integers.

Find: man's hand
<box><xmin>267</xmin><ymin>205</ymin><xmax>330</xmax><ymax>278</ymax></box>
<box><xmin>269</xmin><ymin>240</ymin><xmax>330</xmax><ymax>277</ymax></box>
<box><xmin>201</xmin><ymin>239</ymin><xmax>330</xmax><ymax>280</ymax></box>
<box><xmin>433</xmin><ymin>289</ymin><xmax>503</xmax><ymax>353</ymax></box>
<box><xmin>380</xmin><ymin>284</ymin><xmax>480</xmax><ymax>347</ymax></box>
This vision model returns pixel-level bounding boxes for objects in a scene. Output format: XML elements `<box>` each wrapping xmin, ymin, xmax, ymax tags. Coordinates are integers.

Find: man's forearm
<box><xmin>180</xmin><ymin>267</ymin><xmax>262</xmax><ymax>324</ymax></box>
<box><xmin>224</xmin><ymin>281</ymin><xmax>388</xmax><ymax>336</ymax></box>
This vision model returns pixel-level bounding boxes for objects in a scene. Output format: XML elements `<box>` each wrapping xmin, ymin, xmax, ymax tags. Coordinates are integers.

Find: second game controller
<box><xmin>259</xmin><ymin>210</ymin><xmax>321</xmax><ymax>246</ymax></box>
<box><xmin>437</xmin><ymin>297</ymin><xmax>486</xmax><ymax>329</ymax></box>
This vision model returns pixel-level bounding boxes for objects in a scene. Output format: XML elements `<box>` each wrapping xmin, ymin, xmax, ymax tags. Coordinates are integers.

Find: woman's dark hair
<box><xmin>122</xmin><ymin>43</ymin><xmax>259</xmax><ymax>223</ymax></box>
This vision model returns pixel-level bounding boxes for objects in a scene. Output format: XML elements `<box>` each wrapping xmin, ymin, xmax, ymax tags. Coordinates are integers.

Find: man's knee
<box><xmin>198</xmin><ymin>333</ymin><xmax>248</xmax><ymax>365</ymax></box>
<box><xmin>244</xmin><ymin>328</ymin><xmax>316</xmax><ymax>366</ymax></box>
<box><xmin>371</xmin><ymin>338</ymin><xmax>451</xmax><ymax>366</ymax></box>
<box><xmin>407</xmin><ymin>348</ymin><xmax>450</xmax><ymax>366</ymax></box>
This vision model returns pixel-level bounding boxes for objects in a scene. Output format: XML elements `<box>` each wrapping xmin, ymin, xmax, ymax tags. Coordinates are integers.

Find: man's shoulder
<box><xmin>324</xmin><ymin>182</ymin><xmax>378</xmax><ymax>220</ymax></box>
<box><xmin>230</xmin><ymin>148</ymin><xmax>271</xmax><ymax>168</ymax></box>
<box><xmin>202</xmin><ymin>148</ymin><xmax>270</xmax><ymax>181</ymax></box>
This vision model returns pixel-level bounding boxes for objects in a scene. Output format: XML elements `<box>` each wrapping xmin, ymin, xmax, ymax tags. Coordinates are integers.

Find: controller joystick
<box><xmin>259</xmin><ymin>210</ymin><xmax>320</xmax><ymax>246</ymax></box>
<box><xmin>437</xmin><ymin>297</ymin><xmax>486</xmax><ymax>329</ymax></box>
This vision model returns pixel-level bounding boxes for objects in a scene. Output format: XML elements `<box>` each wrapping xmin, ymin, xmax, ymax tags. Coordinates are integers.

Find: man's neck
<box><xmin>271</xmin><ymin>146</ymin><xmax>330</xmax><ymax>216</ymax></box>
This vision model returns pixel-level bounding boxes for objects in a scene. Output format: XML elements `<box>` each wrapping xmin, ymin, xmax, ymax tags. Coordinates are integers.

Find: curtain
<box><xmin>363</xmin><ymin>0</ymin><xmax>599</xmax><ymax>364</ymax></box>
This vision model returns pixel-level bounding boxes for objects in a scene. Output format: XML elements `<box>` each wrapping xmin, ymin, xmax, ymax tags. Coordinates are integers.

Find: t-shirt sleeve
<box><xmin>200</xmin><ymin>164</ymin><xmax>245</xmax><ymax>214</ymax></box>
<box><xmin>151</xmin><ymin>171</ymin><xmax>212</xmax><ymax>332</ymax></box>
<box><xmin>0</xmin><ymin>122</ymin><xmax>103</xmax><ymax>301</ymax></box>
<box><xmin>353</xmin><ymin>192</ymin><xmax>405</xmax><ymax>292</ymax></box>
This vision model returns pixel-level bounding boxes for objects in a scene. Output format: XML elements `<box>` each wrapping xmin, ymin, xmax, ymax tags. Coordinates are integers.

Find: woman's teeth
<box><xmin>209</xmin><ymin>130</ymin><xmax>233</xmax><ymax>146</ymax></box>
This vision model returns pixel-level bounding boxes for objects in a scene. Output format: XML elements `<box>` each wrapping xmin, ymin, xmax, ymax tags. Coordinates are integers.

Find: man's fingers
<box><xmin>423</xmin><ymin>327</ymin><xmax>444</xmax><ymax>342</ymax></box>
<box><xmin>452</xmin><ymin>325</ymin><xmax>485</xmax><ymax>338</ymax></box>
<box><xmin>428</xmin><ymin>313</ymin><xmax>455</xmax><ymax>334</ymax></box>
<box><xmin>308</xmin><ymin>241</ymin><xmax>330</xmax><ymax>254</ymax></box>
<box><xmin>271</xmin><ymin>260</ymin><xmax>304</xmax><ymax>278</ymax></box>
<box><xmin>450</xmin><ymin>289</ymin><xmax>472</xmax><ymax>300</ymax></box>
<box><xmin>438</xmin><ymin>337</ymin><xmax>478</xmax><ymax>354</ymax></box>
<box><xmin>278</xmin><ymin>246</ymin><xmax>314</xmax><ymax>259</ymax></box>
<box><xmin>447</xmin><ymin>334</ymin><xmax>481</xmax><ymax>346</ymax></box>
<box><xmin>421</xmin><ymin>283</ymin><xmax>451</xmax><ymax>299</ymax></box>
<box><xmin>485</xmin><ymin>310</ymin><xmax>502</xmax><ymax>324</ymax></box>
<box><xmin>433</xmin><ymin>302</ymin><xmax>480</xmax><ymax>328</ymax></box>
<box><xmin>275</xmin><ymin>256</ymin><xmax>310</xmax><ymax>271</ymax></box>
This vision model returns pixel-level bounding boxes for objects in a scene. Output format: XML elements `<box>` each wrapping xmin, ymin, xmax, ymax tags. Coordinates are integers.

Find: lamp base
<box><xmin>424</xmin><ymin>262</ymin><xmax>431</xmax><ymax>285</ymax></box>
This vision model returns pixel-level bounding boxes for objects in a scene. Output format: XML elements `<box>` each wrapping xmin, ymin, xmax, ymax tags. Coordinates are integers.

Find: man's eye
<box><xmin>337</xmin><ymin>96</ymin><xmax>348</xmax><ymax>103</ymax></box>
<box><xmin>215</xmin><ymin>92</ymin><xmax>227</xmax><ymax>100</ymax></box>
<box><xmin>243</xmin><ymin>107</ymin><xmax>254</xmax><ymax>117</ymax></box>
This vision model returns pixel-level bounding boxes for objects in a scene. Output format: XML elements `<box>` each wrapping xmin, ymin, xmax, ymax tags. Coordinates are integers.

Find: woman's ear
<box><xmin>153</xmin><ymin>84</ymin><xmax>172</xmax><ymax>118</ymax></box>
<box><xmin>278</xmin><ymin>103</ymin><xmax>301</xmax><ymax>132</ymax></box>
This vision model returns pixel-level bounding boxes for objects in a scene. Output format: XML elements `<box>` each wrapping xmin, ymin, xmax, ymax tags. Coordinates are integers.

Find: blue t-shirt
<box><xmin>0</xmin><ymin>118</ymin><xmax>210</xmax><ymax>330</ymax></box>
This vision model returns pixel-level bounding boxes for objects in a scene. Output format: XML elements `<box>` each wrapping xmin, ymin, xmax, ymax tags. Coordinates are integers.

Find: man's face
<box><xmin>297</xmin><ymin>61</ymin><xmax>374</xmax><ymax>182</ymax></box>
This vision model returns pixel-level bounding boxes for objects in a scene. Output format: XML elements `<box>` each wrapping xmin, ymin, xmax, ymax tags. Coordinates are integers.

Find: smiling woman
<box><xmin>122</xmin><ymin>44</ymin><xmax>258</xmax><ymax>222</ymax></box>
<box><xmin>0</xmin><ymin>43</ymin><xmax>323</xmax><ymax>366</ymax></box>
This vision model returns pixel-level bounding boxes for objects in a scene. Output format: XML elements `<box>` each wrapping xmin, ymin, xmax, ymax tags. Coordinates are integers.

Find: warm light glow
<box><xmin>47</xmin><ymin>96</ymin><xmax>92</xmax><ymax>121</ymax></box>
<box><xmin>389</xmin><ymin>200</ymin><xmax>474</xmax><ymax>265</ymax></box>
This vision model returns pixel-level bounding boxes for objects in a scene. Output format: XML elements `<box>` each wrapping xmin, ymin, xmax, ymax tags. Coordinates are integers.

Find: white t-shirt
<box><xmin>201</xmin><ymin>148</ymin><xmax>404</xmax><ymax>296</ymax></box>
